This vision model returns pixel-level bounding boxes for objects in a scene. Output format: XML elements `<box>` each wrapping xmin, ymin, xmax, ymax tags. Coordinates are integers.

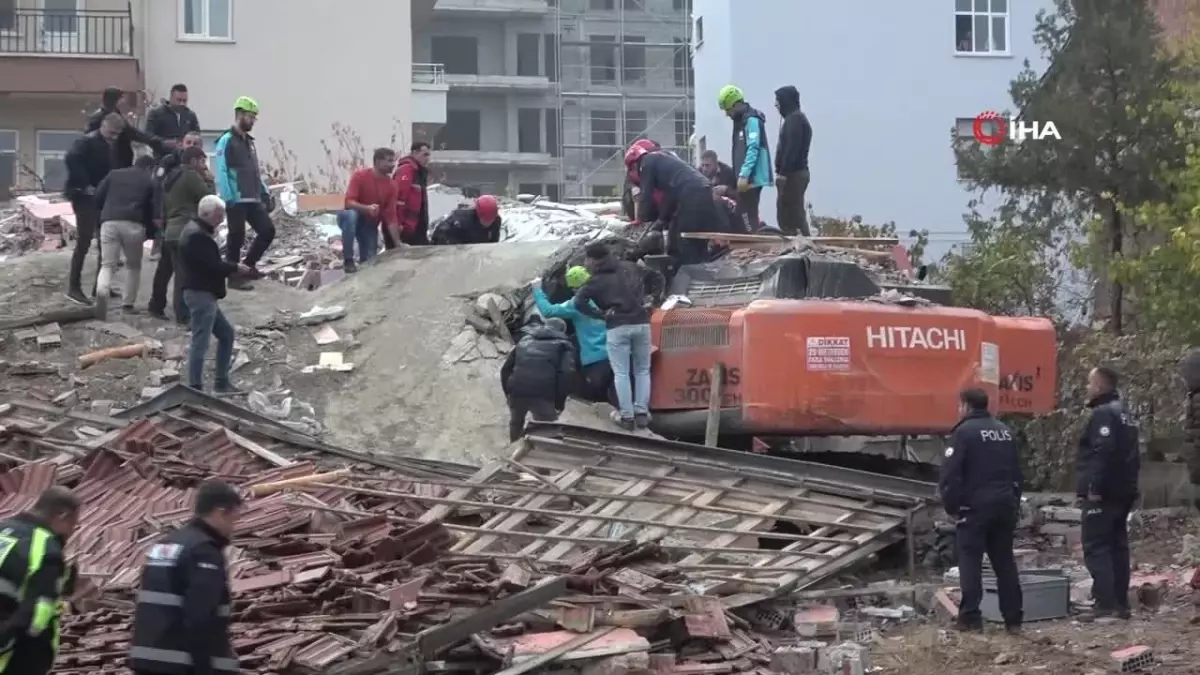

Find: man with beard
<box><xmin>213</xmin><ymin>96</ymin><xmax>275</xmax><ymax>290</ymax></box>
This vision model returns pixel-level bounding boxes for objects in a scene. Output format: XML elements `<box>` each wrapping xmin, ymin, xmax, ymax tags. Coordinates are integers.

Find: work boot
<box><xmin>344</xmin><ymin>261</ymin><xmax>359</xmax><ymax>274</ymax></box>
<box><xmin>634</xmin><ymin>413</ymin><xmax>651</xmax><ymax>429</ymax></box>
<box><xmin>122</xmin><ymin>304</ymin><xmax>141</xmax><ymax>314</ymax></box>
<box><xmin>953</xmin><ymin>620</ymin><xmax>983</xmax><ymax>633</ymax></box>
<box><xmin>1004</xmin><ymin>624</ymin><xmax>1022</xmax><ymax>636</ymax></box>
<box><xmin>64</xmin><ymin>288</ymin><xmax>92</xmax><ymax>306</ymax></box>
<box><xmin>1077</xmin><ymin>609</ymin><xmax>1118</xmax><ymax>625</ymax></box>
<box><xmin>148</xmin><ymin>309</ymin><xmax>169</xmax><ymax>321</ymax></box>
<box><xmin>214</xmin><ymin>382</ymin><xmax>246</xmax><ymax>397</ymax></box>
<box><xmin>610</xmin><ymin>410</ymin><xmax>636</xmax><ymax>432</ymax></box>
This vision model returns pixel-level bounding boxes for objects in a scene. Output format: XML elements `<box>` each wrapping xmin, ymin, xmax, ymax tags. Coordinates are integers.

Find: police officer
<box><xmin>1076</xmin><ymin>366</ymin><xmax>1139</xmax><ymax>622</ymax></box>
<box><xmin>129</xmin><ymin>481</ymin><xmax>243</xmax><ymax>675</ymax></box>
<box><xmin>938</xmin><ymin>388</ymin><xmax>1024</xmax><ymax>633</ymax></box>
<box><xmin>0</xmin><ymin>486</ymin><xmax>80</xmax><ymax>675</ymax></box>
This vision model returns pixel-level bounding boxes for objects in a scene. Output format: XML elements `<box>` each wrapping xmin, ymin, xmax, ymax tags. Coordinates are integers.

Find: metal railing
<box><xmin>0</xmin><ymin>8</ymin><xmax>133</xmax><ymax>56</ymax></box>
<box><xmin>412</xmin><ymin>62</ymin><xmax>446</xmax><ymax>85</ymax></box>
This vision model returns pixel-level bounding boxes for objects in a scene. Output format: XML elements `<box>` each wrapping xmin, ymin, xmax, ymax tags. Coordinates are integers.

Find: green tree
<box><xmin>953</xmin><ymin>0</ymin><xmax>1188</xmax><ymax>334</ymax></box>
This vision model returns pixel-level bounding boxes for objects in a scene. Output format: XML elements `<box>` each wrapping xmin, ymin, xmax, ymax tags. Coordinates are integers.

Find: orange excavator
<box><xmin>543</xmin><ymin>237</ymin><xmax>1057</xmax><ymax>444</ymax></box>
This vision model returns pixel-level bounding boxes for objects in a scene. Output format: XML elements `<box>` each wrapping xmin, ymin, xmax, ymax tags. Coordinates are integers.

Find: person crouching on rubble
<box><xmin>339</xmin><ymin>147</ymin><xmax>399</xmax><ymax>272</ymax></box>
<box><xmin>500</xmin><ymin>317</ymin><xmax>577</xmax><ymax>442</ymax></box>
<box><xmin>624</xmin><ymin>141</ymin><xmax>729</xmax><ymax>267</ymax></box>
<box><xmin>431</xmin><ymin>195</ymin><xmax>503</xmax><ymax>245</ymax></box>
<box><xmin>531</xmin><ymin>266</ymin><xmax>614</xmax><ymax>405</ymax></box>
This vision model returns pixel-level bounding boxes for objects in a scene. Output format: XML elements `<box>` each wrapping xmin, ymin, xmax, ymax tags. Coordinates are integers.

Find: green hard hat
<box><xmin>565</xmin><ymin>265</ymin><xmax>591</xmax><ymax>289</ymax></box>
<box><xmin>233</xmin><ymin>96</ymin><xmax>259</xmax><ymax>114</ymax></box>
<box><xmin>717</xmin><ymin>85</ymin><xmax>744</xmax><ymax>111</ymax></box>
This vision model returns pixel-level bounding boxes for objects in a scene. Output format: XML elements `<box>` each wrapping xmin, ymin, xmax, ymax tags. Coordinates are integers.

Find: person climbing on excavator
<box><xmin>624</xmin><ymin>140</ymin><xmax>728</xmax><ymax>266</ymax></box>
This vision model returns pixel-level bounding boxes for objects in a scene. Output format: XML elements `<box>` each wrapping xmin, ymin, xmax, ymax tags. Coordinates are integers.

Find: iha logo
<box><xmin>972</xmin><ymin>111</ymin><xmax>1061</xmax><ymax>146</ymax></box>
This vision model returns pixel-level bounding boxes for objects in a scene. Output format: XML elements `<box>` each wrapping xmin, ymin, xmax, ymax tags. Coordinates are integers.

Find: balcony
<box><xmin>0</xmin><ymin>8</ymin><xmax>140</xmax><ymax>95</ymax></box>
<box><xmin>432</xmin><ymin>151</ymin><xmax>553</xmax><ymax>168</ymax></box>
<box><xmin>434</xmin><ymin>0</ymin><xmax>549</xmax><ymax>19</ymax></box>
<box><xmin>413</xmin><ymin>63</ymin><xmax>449</xmax><ymax>125</ymax></box>
<box><xmin>444</xmin><ymin>73</ymin><xmax>552</xmax><ymax>94</ymax></box>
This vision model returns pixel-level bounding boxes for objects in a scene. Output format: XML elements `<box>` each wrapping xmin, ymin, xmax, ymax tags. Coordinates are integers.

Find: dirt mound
<box><xmin>305</xmin><ymin>242</ymin><xmax>583</xmax><ymax>464</ymax></box>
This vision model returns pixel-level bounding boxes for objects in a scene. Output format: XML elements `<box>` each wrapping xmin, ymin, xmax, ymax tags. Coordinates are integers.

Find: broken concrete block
<box><xmin>38</xmin><ymin>323</ymin><xmax>60</xmax><ymax>335</ymax></box>
<box><xmin>794</xmin><ymin>605</ymin><xmax>839</xmax><ymax>637</ymax></box>
<box><xmin>90</xmin><ymin>400</ymin><xmax>115</xmax><ymax>415</ymax></box>
<box><xmin>36</xmin><ymin>333</ymin><xmax>61</xmax><ymax>350</ymax></box>
<box><xmin>442</xmin><ymin>328</ymin><xmax>480</xmax><ymax>364</ymax></box>
<box><xmin>835</xmin><ymin>622</ymin><xmax>875</xmax><ymax>644</ymax></box>
<box><xmin>860</xmin><ymin>606</ymin><xmax>911</xmax><ymax>620</ymax></box>
<box><xmin>826</xmin><ymin>642</ymin><xmax>870</xmax><ymax>675</ymax></box>
<box><xmin>312</xmin><ymin>325</ymin><xmax>340</xmax><ymax>345</ymax></box>
<box><xmin>476</xmin><ymin>335</ymin><xmax>500</xmax><ymax>359</ymax></box>
<box><xmin>1110</xmin><ymin>645</ymin><xmax>1153</xmax><ymax>672</ymax></box>
<box><xmin>580</xmin><ymin>651</ymin><xmax>649</xmax><ymax>675</ymax></box>
<box><xmin>52</xmin><ymin>389</ymin><xmax>78</xmax><ymax>406</ymax></box>
<box><xmin>296</xmin><ymin>304</ymin><xmax>347</xmax><ymax>326</ymax></box>
<box><xmin>1013</xmin><ymin>548</ymin><xmax>1040</xmax><ymax>568</ymax></box>
<box><xmin>770</xmin><ymin>646</ymin><xmax>816</xmax><ymax>673</ymax></box>
<box><xmin>1130</xmin><ymin>574</ymin><xmax>1172</xmax><ymax>610</ymax></box>
<box><xmin>1071</xmin><ymin>579</ymin><xmax>1094</xmax><ymax>605</ymax></box>
<box><xmin>14</xmin><ymin>329</ymin><xmax>38</xmax><ymax>344</ymax></box>
<box><xmin>157</xmin><ymin>367</ymin><xmax>180</xmax><ymax>384</ymax></box>
<box><xmin>1041</xmin><ymin>506</ymin><xmax>1082</xmax><ymax>523</ymax></box>
<box><xmin>492</xmin><ymin>337</ymin><xmax>513</xmax><ymax>354</ymax></box>
<box><xmin>141</xmin><ymin>386</ymin><xmax>165</xmax><ymax>400</ymax></box>
<box><xmin>1039</xmin><ymin>522</ymin><xmax>1080</xmax><ymax>536</ymax></box>
<box><xmin>476</xmin><ymin>292</ymin><xmax>512</xmax><ymax>314</ymax></box>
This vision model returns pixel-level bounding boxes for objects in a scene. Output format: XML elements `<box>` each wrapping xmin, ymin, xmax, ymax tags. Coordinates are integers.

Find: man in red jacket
<box><xmin>391</xmin><ymin>141</ymin><xmax>432</xmax><ymax>247</ymax></box>
<box><xmin>340</xmin><ymin>147</ymin><xmax>399</xmax><ymax>272</ymax></box>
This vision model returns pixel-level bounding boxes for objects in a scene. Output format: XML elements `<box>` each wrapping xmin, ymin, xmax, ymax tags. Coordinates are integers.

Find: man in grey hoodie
<box><xmin>774</xmin><ymin>85</ymin><xmax>813</xmax><ymax>236</ymax></box>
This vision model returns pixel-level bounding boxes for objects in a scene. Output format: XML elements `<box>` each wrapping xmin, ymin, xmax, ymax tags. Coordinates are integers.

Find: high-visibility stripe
<box><xmin>129</xmin><ymin>646</ymin><xmax>238</xmax><ymax>671</ymax></box>
<box><xmin>136</xmin><ymin>590</ymin><xmax>230</xmax><ymax>616</ymax></box>
<box><xmin>29</xmin><ymin>597</ymin><xmax>55</xmax><ymax>637</ymax></box>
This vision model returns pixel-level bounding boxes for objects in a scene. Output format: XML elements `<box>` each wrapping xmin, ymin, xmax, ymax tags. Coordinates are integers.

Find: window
<box><xmin>590</xmin><ymin>110</ymin><xmax>617</xmax><ymax>160</ymax></box>
<box><xmin>518</xmin><ymin>108</ymin><xmax>542</xmax><ymax>153</ymax></box>
<box><xmin>623</xmin><ymin>36</ymin><xmax>646</xmax><ymax>83</ymax></box>
<box><xmin>623</xmin><ymin>0</ymin><xmax>641</xmax><ymax>9</ymax></box>
<box><xmin>435</xmin><ymin>110</ymin><xmax>482</xmax><ymax>151</ymax></box>
<box><xmin>0</xmin><ymin>0</ymin><xmax>14</xmax><ymax>32</ymax></box>
<box><xmin>672</xmin><ymin>0</ymin><xmax>691</xmax><ymax>11</ymax></box>
<box><xmin>36</xmin><ymin>131</ymin><xmax>75</xmax><ymax>192</ymax></box>
<box><xmin>589</xmin><ymin>0</ymin><xmax>614</xmax><ymax>9</ymax></box>
<box><xmin>431</xmin><ymin>36</ymin><xmax>479</xmax><ymax>75</ymax></box>
<box><xmin>517</xmin><ymin>33</ymin><xmax>541</xmax><ymax>77</ymax></box>
<box><xmin>674</xmin><ymin>110</ymin><xmax>693</xmax><ymax>149</ymax></box>
<box><xmin>0</xmin><ymin>130</ymin><xmax>15</xmax><ymax>200</ymax></box>
<box><xmin>624</xmin><ymin>110</ymin><xmax>647</xmax><ymax>145</ymax></box>
<box><xmin>518</xmin><ymin>183</ymin><xmax>542</xmax><ymax>196</ymax></box>
<box><xmin>953</xmin><ymin>117</ymin><xmax>997</xmax><ymax>177</ymax></box>
<box><xmin>592</xmin><ymin>185</ymin><xmax>618</xmax><ymax>198</ymax></box>
<box><xmin>179</xmin><ymin>0</ymin><xmax>231</xmax><ymax>40</ymax></box>
<box><xmin>545</xmin><ymin>108</ymin><xmax>561</xmax><ymax>157</ymax></box>
<box><xmin>673</xmin><ymin>38</ymin><xmax>692</xmax><ymax>87</ymax></box>
<box><xmin>589</xmin><ymin>35</ymin><xmax>617</xmax><ymax>84</ymax></box>
<box><xmin>955</xmin><ymin>0</ymin><xmax>1008</xmax><ymax>54</ymax></box>
<box><xmin>694</xmin><ymin>16</ymin><xmax>703</xmax><ymax>48</ymax></box>
<box><xmin>543</xmin><ymin>34</ymin><xmax>559</xmax><ymax>81</ymax></box>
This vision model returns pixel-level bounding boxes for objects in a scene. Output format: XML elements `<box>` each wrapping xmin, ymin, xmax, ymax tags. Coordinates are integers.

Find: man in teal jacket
<box><xmin>532</xmin><ymin>266</ymin><xmax>613</xmax><ymax>403</ymax></box>
<box><xmin>718</xmin><ymin>85</ymin><xmax>773</xmax><ymax>232</ymax></box>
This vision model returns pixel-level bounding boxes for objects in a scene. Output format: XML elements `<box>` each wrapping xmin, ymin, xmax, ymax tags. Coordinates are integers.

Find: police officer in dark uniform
<box><xmin>1076</xmin><ymin>366</ymin><xmax>1139</xmax><ymax>621</ymax></box>
<box><xmin>129</xmin><ymin>481</ymin><xmax>243</xmax><ymax>675</ymax></box>
<box><xmin>0</xmin><ymin>486</ymin><xmax>80</xmax><ymax>675</ymax></box>
<box><xmin>938</xmin><ymin>388</ymin><xmax>1024</xmax><ymax>633</ymax></box>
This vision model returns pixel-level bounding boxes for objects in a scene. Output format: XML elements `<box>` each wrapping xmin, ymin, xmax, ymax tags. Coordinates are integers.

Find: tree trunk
<box><xmin>1108</xmin><ymin>201</ymin><xmax>1124</xmax><ymax>334</ymax></box>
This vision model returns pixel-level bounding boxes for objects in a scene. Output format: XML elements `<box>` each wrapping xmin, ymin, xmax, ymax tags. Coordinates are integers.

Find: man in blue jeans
<box><xmin>178</xmin><ymin>195</ymin><xmax>249</xmax><ymax>394</ymax></box>
<box><xmin>573</xmin><ymin>242</ymin><xmax>661</xmax><ymax>431</ymax></box>
<box><xmin>338</xmin><ymin>147</ymin><xmax>398</xmax><ymax>272</ymax></box>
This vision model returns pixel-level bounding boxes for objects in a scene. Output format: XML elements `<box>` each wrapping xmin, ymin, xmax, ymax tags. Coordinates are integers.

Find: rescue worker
<box><xmin>430</xmin><ymin>196</ymin><xmax>502</xmax><ymax>245</ymax></box>
<box><xmin>129</xmin><ymin>481</ymin><xmax>243</xmax><ymax>675</ymax></box>
<box><xmin>938</xmin><ymin>388</ymin><xmax>1023</xmax><ymax>633</ymax></box>
<box><xmin>531</xmin><ymin>267</ymin><xmax>613</xmax><ymax>404</ymax></box>
<box><xmin>214</xmin><ymin>96</ymin><xmax>275</xmax><ymax>290</ymax></box>
<box><xmin>717</xmin><ymin>85</ymin><xmax>773</xmax><ymax>232</ymax></box>
<box><xmin>0</xmin><ymin>486</ymin><xmax>80</xmax><ymax>675</ymax></box>
<box><xmin>499</xmin><ymin>317</ymin><xmax>576</xmax><ymax>442</ymax></box>
<box><xmin>392</xmin><ymin>141</ymin><xmax>433</xmax><ymax>247</ymax></box>
<box><xmin>624</xmin><ymin>142</ymin><xmax>728</xmax><ymax>266</ymax></box>
<box><xmin>1076</xmin><ymin>366</ymin><xmax>1139</xmax><ymax>622</ymax></box>
<box><xmin>773</xmin><ymin>85</ymin><xmax>813</xmax><ymax>236</ymax></box>
<box><xmin>622</xmin><ymin>138</ymin><xmax>661</xmax><ymax>221</ymax></box>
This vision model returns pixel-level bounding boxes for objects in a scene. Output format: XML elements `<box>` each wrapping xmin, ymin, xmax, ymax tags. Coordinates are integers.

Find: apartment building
<box><xmin>414</xmin><ymin>0</ymin><xmax>694</xmax><ymax>201</ymax></box>
<box><xmin>0</xmin><ymin>0</ymin><xmax>440</xmax><ymax>198</ymax></box>
<box><xmin>691</xmin><ymin>0</ymin><xmax>1051</xmax><ymax>258</ymax></box>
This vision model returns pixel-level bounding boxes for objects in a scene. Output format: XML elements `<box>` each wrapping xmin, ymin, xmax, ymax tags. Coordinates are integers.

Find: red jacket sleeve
<box><xmin>393</xmin><ymin>163</ymin><xmax>416</xmax><ymax>207</ymax></box>
<box><xmin>380</xmin><ymin>180</ymin><xmax>398</xmax><ymax>227</ymax></box>
<box><xmin>344</xmin><ymin>170</ymin><xmax>365</xmax><ymax>209</ymax></box>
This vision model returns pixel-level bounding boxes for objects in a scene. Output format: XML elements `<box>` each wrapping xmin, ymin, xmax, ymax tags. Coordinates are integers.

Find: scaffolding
<box><xmin>552</xmin><ymin>0</ymin><xmax>694</xmax><ymax>201</ymax></box>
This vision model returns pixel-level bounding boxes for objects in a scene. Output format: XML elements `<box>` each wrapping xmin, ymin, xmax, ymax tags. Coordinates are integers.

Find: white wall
<box><xmin>137</xmin><ymin>0</ymin><xmax>414</xmax><ymax>183</ymax></box>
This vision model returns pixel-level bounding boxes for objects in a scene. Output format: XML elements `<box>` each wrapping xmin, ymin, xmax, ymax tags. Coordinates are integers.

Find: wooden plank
<box><xmin>458</xmin><ymin>468</ymin><xmax>588</xmax><ymax>555</ymax></box>
<box><xmin>704</xmin><ymin>362</ymin><xmax>724</xmax><ymax>447</ymax></box>
<box><xmin>676</xmin><ymin>497</ymin><xmax>790</xmax><ymax>567</ymax></box>
<box><xmin>538</xmin><ymin>466</ymin><xmax>674</xmax><ymax>562</ymax></box>
<box><xmin>515</xmin><ymin>472</ymin><xmax>645</xmax><ymax>558</ymax></box>
<box><xmin>635</xmin><ymin>479</ymin><xmax>739</xmax><ymax>542</ymax></box>
<box><xmin>680</xmin><ymin>232</ymin><xmax>898</xmax><ymax>245</ymax></box>
<box><xmin>419</xmin><ymin>461</ymin><xmax>506</xmax><ymax>523</ymax></box>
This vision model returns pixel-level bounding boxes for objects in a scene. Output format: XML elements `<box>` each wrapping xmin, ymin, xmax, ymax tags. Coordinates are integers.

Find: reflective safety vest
<box><xmin>0</xmin><ymin>514</ymin><xmax>67</xmax><ymax>673</ymax></box>
<box><xmin>128</xmin><ymin>520</ymin><xmax>237</xmax><ymax>674</ymax></box>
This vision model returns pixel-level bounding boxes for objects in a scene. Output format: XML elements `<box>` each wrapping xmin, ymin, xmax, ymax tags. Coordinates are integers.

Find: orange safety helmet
<box><xmin>475</xmin><ymin>194</ymin><xmax>499</xmax><ymax>224</ymax></box>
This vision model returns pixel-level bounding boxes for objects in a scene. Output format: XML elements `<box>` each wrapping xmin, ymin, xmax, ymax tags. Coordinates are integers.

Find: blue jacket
<box><xmin>731</xmin><ymin>106</ymin><xmax>773</xmax><ymax>189</ymax></box>
<box><xmin>213</xmin><ymin>127</ymin><xmax>269</xmax><ymax>204</ymax></box>
<box><xmin>533</xmin><ymin>287</ymin><xmax>607</xmax><ymax>366</ymax></box>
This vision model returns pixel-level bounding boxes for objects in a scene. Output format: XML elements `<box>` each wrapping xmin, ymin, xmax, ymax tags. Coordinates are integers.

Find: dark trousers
<box><xmin>507</xmin><ymin>395</ymin><xmax>558</xmax><ymax>442</ymax></box>
<box><xmin>68</xmin><ymin>196</ymin><xmax>102</xmax><ymax>294</ymax></box>
<box><xmin>956</xmin><ymin>504</ymin><xmax>1023</xmax><ymax>627</ymax></box>
<box><xmin>776</xmin><ymin>170</ymin><xmax>810</xmax><ymax>236</ymax></box>
<box><xmin>148</xmin><ymin>240</ymin><xmax>188</xmax><ymax>320</ymax></box>
<box><xmin>580</xmin><ymin>360</ymin><xmax>617</xmax><ymax>406</ymax></box>
<box><xmin>1082</xmin><ymin>500</ymin><xmax>1133</xmax><ymax>612</ymax></box>
<box><xmin>400</xmin><ymin>223</ymin><xmax>430</xmax><ymax>246</ymax></box>
<box><xmin>669</xmin><ymin>189</ymin><xmax>726</xmax><ymax>266</ymax></box>
<box><xmin>736</xmin><ymin>186</ymin><xmax>763</xmax><ymax>232</ymax></box>
<box><xmin>224</xmin><ymin>201</ymin><xmax>276</xmax><ymax>268</ymax></box>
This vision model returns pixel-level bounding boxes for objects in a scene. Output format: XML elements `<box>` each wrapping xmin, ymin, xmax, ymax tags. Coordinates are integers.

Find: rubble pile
<box><xmin>443</xmin><ymin>291</ymin><xmax>527</xmax><ymax>364</ymax></box>
<box><xmin>1</xmin><ymin>194</ymin><xmax>74</xmax><ymax>257</ymax></box>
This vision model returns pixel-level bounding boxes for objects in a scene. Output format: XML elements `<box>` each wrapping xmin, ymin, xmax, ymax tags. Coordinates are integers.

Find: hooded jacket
<box><xmin>532</xmin><ymin>287</ymin><xmax>607</xmax><ymax>367</ymax></box>
<box><xmin>774</xmin><ymin>86</ymin><xmax>812</xmax><ymax>175</ymax></box>
<box><xmin>729</xmin><ymin>104</ymin><xmax>773</xmax><ymax>188</ymax></box>
<box><xmin>144</xmin><ymin>101</ymin><xmax>201</xmax><ymax>156</ymax></box>
<box><xmin>393</xmin><ymin>155</ymin><xmax>430</xmax><ymax>236</ymax></box>
<box><xmin>573</xmin><ymin>256</ymin><xmax>663</xmax><ymax>329</ymax></box>
<box><xmin>500</xmin><ymin>322</ymin><xmax>576</xmax><ymax>404</ymax></box>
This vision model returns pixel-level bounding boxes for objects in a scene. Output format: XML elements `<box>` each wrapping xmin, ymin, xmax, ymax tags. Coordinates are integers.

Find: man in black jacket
<box><xmin>144</xmin><ymin>84</ymin><xmax>201</xmax><ymax>158</ymax></box>
<box><xmin>430</xmin><ymin>195</ymin><xmax>503</xmax><ymax>245</ymax></box>
<box><xmin>179</xmin><ymin>196</ymin><xmax>250</xmax><ymax>394</ymax></box>
<box><xmin>500</xmin><ymin>317</ymin><xmax>576</xmax><ymax>442</ymax></box>
<box><xmin>84</xmin><ymin>86</ymin><xmax>168</xmax><ymax>169</ymax></box>
<box><xmin>63</xmin><ymin>112</ymin><xmax>125</xmax><ymax>305</ymax></box>
<box><xmin>699</xmin><ymin>150</ymin><xmax>738</xmax><ymax>197</ymax></box>
<box><xmin>574</xmin><ymin>242</ymin><xmax>663</xmax><ymax>431</ymax></box>
<box><xmin>626</xmin><ymin>146</ymin><xmax>729</xmax><ymax>266</ymax></box>
<box><xmin>93</xmin><ymin>155</ymin><xmax>161</xmax><ymax>318</ymax></box>
<box><xmin>774</xmin><ymin>85</ymin><xmax>813</xmax><ymax>236</ymax></box>
<box><xmin>129</xmin><ymin>481</ymin><xmax>242</xmax><ymax>675</ymax></box>
<box><xmin>1076</xmin><ymin>366</ymin><xmax>1140</xmax><ymax>622</ymax></box>
<box><xmin>938</xmin><ymin>388</ymin><xmax>1024</xmax><ymax>633</ymax></box>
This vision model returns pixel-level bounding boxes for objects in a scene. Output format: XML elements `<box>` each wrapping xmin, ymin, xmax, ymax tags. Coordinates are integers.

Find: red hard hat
<box><xmin>624</xmin><ymin>143</ymin><xmax>650</xmax><ymax>170</ymax></box>
<box><xmin>475</xmin><ymin>194</ymin><xmax>499</xmax><ymax>224</ymax></box>
<box><xmin>631</xmin><ymin>138</ymin><xmax>658</xmax><ymax>152</ymax></box>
